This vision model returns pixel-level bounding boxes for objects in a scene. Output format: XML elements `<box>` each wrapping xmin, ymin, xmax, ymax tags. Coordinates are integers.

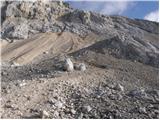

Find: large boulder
<box><xmin>63</xmin><ymin>58</ymin><xmax>74</xmax><ymax>72</ymax></box>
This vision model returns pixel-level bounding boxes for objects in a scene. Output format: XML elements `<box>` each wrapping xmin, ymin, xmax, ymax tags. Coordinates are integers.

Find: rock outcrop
<box><xmin>1</xmin><ymin>1</ymin><xmax>72</xmax><ymax>39</ymax></box>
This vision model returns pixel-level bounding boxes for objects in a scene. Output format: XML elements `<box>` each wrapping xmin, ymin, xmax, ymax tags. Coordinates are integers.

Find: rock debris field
<box><xmin>0</xmin><ymin>1</ymin><xmax>159</xmax><ymax>119</ymax></box>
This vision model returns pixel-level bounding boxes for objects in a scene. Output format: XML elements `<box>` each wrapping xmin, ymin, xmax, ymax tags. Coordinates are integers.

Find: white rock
<box><xmin>64</xmin><ymin>58</ymin><xmax>74</xmax><ymax>72</ymax></box>
<box><xmin>139</xmin><ymin>107</ymin><xmax>147</xmax><ymax>113</ymax></box>
<box><xmin>79</xmin><ymin>63</ymin><xmax>86</xmax><ymax>71</ymax></box>
<box><xmin>41</xmin><ymin>110</ymin><xmax>50</xmax><ymax>118</ymax></box>
<box><xmin>71</xmin><ymin>109</ymin><xmax>76</xmax><ymax>114</ymax></box>
<box><xmin>74</xmin><ymin>63</ymin><xmax>86</xmax><ymax>71</ymax></box>
<box><xmin>55</xmin><ymin>101</ymin><xmax>63</xmax><ymax>109</ymax></box>
<box><xmin>53</xmin><ymin>111</ymin><xmax>59</xmax><ymax>117</ymax></box>
<box><xmin>115</xmin><ymin>84</ymin><xmax>124</xmax><ymax>92</ymax></box>
<box><xmin>11</xmin><ymin>62</ymin><xmax>20</xmax><ymax>67</ymax></box>
<box><xmin>78</xmin><ymin>112</ymin><xmax>83</xmax><ymax>119</ymax></box>
<box><xmin>19</xmin><ymin>82</ymin><xmax>27</xmax><ymax>87</ymax></box>
<box><xmin>84</xmin><ymin>105</ymin><xmax>92</xmax><ymax>112</ymax></box>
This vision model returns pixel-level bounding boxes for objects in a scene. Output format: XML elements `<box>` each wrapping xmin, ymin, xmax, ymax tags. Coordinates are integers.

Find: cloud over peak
<box><xmin>100</xmin><ymin>2</ymin><xmax>134</xmax><ymax>15</ymax></box>
<box><xmin>144</xmin><ymin>10</ymin><xmax>159</xmax><ymax>22</ymax></box>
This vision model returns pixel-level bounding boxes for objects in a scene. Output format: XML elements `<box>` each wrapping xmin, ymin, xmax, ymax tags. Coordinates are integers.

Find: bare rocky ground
<box><xmin>1</xmin><ymin>53</ymin><xmax>159</xmax><ymax>119</ymax></box>
<box><xmin>0</xmin><ymin>1</ymin><xmax>159</xmax><ymax>119</ymax></box>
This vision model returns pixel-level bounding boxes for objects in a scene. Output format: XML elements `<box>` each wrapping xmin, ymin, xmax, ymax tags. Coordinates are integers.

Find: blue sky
<box><xmin>65</xmin><ymin>1</ymin><xmax>159</xmax><ymax>22</ymax></box>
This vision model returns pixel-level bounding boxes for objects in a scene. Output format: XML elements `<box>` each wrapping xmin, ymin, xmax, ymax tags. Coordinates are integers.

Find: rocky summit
<box><xmin>0</xmin><ymin>1</ymin><xmax>159</xmax><ymax>119</ymax></box>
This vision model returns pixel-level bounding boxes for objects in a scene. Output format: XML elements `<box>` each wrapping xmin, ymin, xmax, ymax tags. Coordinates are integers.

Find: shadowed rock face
<box><xmin>72</xmin><ymin>35</ymin><xmax>158</xmax><ymax>68</ymax></box>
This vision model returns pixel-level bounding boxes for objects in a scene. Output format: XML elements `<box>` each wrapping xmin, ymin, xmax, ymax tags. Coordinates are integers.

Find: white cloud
<box><xmin>100</xmin><ymin>2</ymin><xmax>129</xmax><ymax>15</ymax></box>
<box><xmin>144</xmin><ymin>10</ymin><xmax>159</xmax><ymax>22</ymax></box>
<box><xmin>99</xmin><ymin>2</ymin><xmax>135</xmax><ymax>15</ymax></box>
<box><xmin>68</xmin><ymin>1</ymin><xmax>135</xmax><ymax>15</ymax></box>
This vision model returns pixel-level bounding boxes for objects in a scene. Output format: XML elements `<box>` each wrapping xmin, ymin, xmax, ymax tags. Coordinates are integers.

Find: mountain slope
<box><xmin>1</xmin><ymin>1</ymin><xmax>159</xmax><ymax>119</ymax></box>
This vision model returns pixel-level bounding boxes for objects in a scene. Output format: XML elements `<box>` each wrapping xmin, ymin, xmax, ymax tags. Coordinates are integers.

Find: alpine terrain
<box><xmin>0</xmin><ymin>1</ymin><xmax>159</xmax><ymax>119</ymax></box>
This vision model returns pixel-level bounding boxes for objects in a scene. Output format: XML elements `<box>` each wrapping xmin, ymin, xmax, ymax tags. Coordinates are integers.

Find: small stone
<box><xmin>4</xmin><ymin>89</ymin><xmax>10</xmax><ymax>94</ymax></box>
<box><xmin>53</xmin><ymin>111</ymin><xmax>59</xmax><ymax>117</ymax></box>
<box><xmin>18</xmin><ymin>82</ymin><xmax>27</xmax><ymax>87</ymax></box>
<box><xmin>115</xmin><ymin>84</ymin><xmax>124</xmax><ymax>92</ymax></box>
<box><xmin>1</xmin><ymin>71</ymin><xmax>8</xmax><ymax>76</ymax></box>
<box><xmin>107</xmin><ymin>83</ymin><xmax>115</xmax><ymax>89</ymax></box>
<box><xmin>79</xmin><ymin>63</ymin><xmax>86</xmax><ymax>71</ymax></box>
<box><xmin>147</xmin><ymin>104</ymin><xmax>154</xmax><ymax>108</ymax></box>
<box><xmin>43</xmin><ymin>51</ymin><xmax>49</xmax><ymax>54</ymax></box>
<box><xmin>74</xmin><ymin>63</ymin><xmax>86</xmax><ymax>71</ymax></box>
<box><xmin>129</xmin><ymin>89</ymin><xmax>146</xmax><ymax>97</ymax></box>
<box><xmin>27</xmin><ymin>96</ymin><xmax>31</xmax><ymax>101</ymax></box>
<box><xmin>139</xmin><ymin>107</ymin><xmax>147</xmax><ymax>114</ymax></box>
<box><xmin>109</xmin><ymin>115</ymin><xmax>114</xmax><ymax>119</ymax></box>
<box><xmin>17</xmin><ymin>110</ymin><xmax>23</xmax><ymax>116</ymax></box>
<box><xmin>55</xmin><ymin>101</ymin><xmax>63</xmax><ymax>109</ymax></box>
<box><xmin>40</xmin><ymin>110</ymin><xmax>50</xmax><ymax>118</ymax></box>
<box><xmin>84</xmin><ymin>105</ymin><xmax>92</xmax><ymax>112</ymax></box>
<box><xmin>11</xmin><ymin>62</ymin><xmax>20</xmax><ymax>67</ymax></box>
<box><xmin>117</xmin><ymin>93</ymin><xmax>123</xmax><ymax>100</ymax></box>
<box><xmin>78</xmin><ymin>112</ymin><xmax>83</xmax><ymax>119</ymax></box>
<box><xmin>109</xmin><ymin>94</ymin><xmax>116</xmax><ymax>100</ymax></box>
<box><xmin>4</xmin><ymin>104</ymin><xmax>14</xmax><ymax>108</ymax></box>
<box><xmin>71</xmin><ymin>109</ymin><xmax>76</xmax><ymax>114</ymax></box>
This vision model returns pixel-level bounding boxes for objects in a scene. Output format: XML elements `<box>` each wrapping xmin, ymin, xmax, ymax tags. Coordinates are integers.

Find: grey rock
<box><xmin>115</xmin><ymin>83</ymin><xmax>124</xmax><ymax>92</ymax></box>
<box><xmin>53</xmin><ymin>111</ymin><xmax>59</xmax><ymax>118</ymax></box>
<box><xmin>139</xmin><ymin>107</ymin><xmax>147</xmax><ymax>114</ymax></box>
<box><xmin>3</xmin><ymin>19</ymin><xmax>29</xmax><ymax>39</ymax></box>
<box><xmin>70</xmin><ymin>109</ymin><xmax>76</xmax><ymax>114</ymax></box>
<box><xmin>83</xmin><ymin>105</ymin><xmax>92</xmax><ymax>112</ymax></box>
<box><xmin>117</xmin><ymin>93</ymin><xmax>123</xmax><ymax>100</ymax></box>
<box><xmin>18</xmin><ymin>82</ymin><xmax>27</xmax><ymax>87</ymax></box>
<box><xmin>40</xmin><ymin>110</ymin><xmax>50</xmax><ymax>118</ymax></box>
<box><xmin>1</xmin><ymin>71</ymin><xmax>8</xmax><ymax>76</ymax></box>
<box><xmin>55</xmin><ymin>101</ymin><xmax>63</xmax><ymax>109</ymax></box>
<box><xmin>128</xmin><ymin>89</ymin><xmax>146</xmax><ymax>97</ymax></box>
<box><xmin>74</xmin><ymin>63</ymin><xmax>86</xmax><ymax>71</ymax></box>
<box><xmin>78</xmin><ymin>112</ymin><xmax>84</xmax><ymax>119</ymax></box>
<box><xmin>79</xmin><ymin>63</ymin><xmax>86</xmax><ymax>71</ymax></box>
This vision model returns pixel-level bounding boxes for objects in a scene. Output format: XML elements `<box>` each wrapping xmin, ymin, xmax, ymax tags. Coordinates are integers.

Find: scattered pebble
<box><xmin>84</xmin><ymin>105</ymin><xmax>92</xmax><ymax>112</ymax></box>
<box><xmin>18</xmin><ymin>82</ymin><xmax>27</xmax><ymax>87</ymax></box>
<box><xmin>71</xmin><ymin>109</ymin><xmax>76</xmax><ymax>114</ymax></box>
<box><xmin>74</xmin><ymin>63</ymin><xmax>86</xmax><ymax>71</ymax></box>
<box><xmin>78</xmin><ymin>112</ymin><xmax>84</xmax><ymax>119</ymax></box>
<box><xmin>1</xmin><ymin>71</ymin><xmax>8</xmax><ymax>76</ymax></box>
<box><xmin>53</xmin><ymin>111</ymin><xmax>59</xmax><ymax>117</ymax></box>
<box><xmin>55</xmin><ymin>101</ymin><xmax>63</xmax><ymax>109</ymax></box>
<box><xmin>117</xmin><ymin>93</ymin><xmax>123</xmax><ymax>100</ymax></box>
<box><xmin>128</xmin><ymin>89</ymin><xmax>146</xmax><ymax>97</ymax></box>
<box><xmin>139</xmin><ymin>107</ymin><xmax>147</xmax><ymax>114</ymax></box>
<box><xmin>115</xmin><ymin>83</ymin><xmax>124</xmax><ymax>92</ymax></box>
<box><xmin>40</xmin><ymin>110</ymin><xmax>50</xmax><ymax>118</ymax></box>
<box><xmin>79</xmin><ymin>63</ymin><xmax>86</xmax><ymax>71</ymax></box>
